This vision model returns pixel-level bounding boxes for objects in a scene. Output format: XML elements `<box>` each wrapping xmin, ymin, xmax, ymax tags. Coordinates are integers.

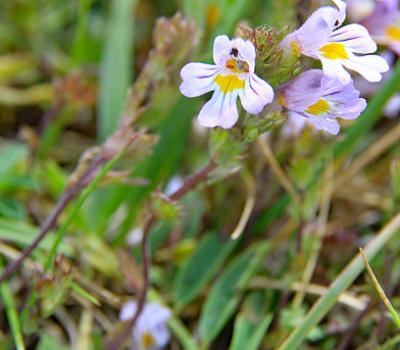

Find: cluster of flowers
<box><xmin>180</xmin><ymin>0</ymin><xmax>390</xmax><ymax>135</ymax></box>
<box><xmin>120</xmin><ymin>2</ymin><xmax>399</xmax><ymax>349</ymax></box>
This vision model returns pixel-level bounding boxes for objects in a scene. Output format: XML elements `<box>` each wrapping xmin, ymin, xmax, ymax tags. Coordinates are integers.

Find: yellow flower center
<box><xmin>214</xmin><ymin>74</ymin><xmax>245</xmax><ymax>94</ymax></box>
<box><xmin>277</xmin><ymin>94</ymin><xmax>288</xmax><ymax>108</ymax></box>
<box><xmin>225</xmin><ymin>58</ymin><xmax>249</xmax><ymax>73</ymax></box>
<box><xmin>305</xmin><ymin>99</ymin><xmax>330</xmax><ymax>115</ymax></box>
<box><xmin>386</xmin><ymin>25</ymin><xmax>400</xmax><ymax>41</ymax></box>
<box><xmin>291</xmin><ymin>40</ymin><xmax>302</xmax><ymax>57</ymax></box>
<box><xmin>319</xmin><ymin>43</ymin><xmax>348</xmax><ymax>60</ymax></box>
<box><xmin>141</xmin><ymin>332</ymin><xmax>156</xmax><ymax>348</ymax></box>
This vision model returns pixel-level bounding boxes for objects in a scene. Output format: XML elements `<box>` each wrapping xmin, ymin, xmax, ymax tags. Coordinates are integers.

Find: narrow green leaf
<box><xmin>98</xmin><ymin>0</ymin><xmax>137</xmax><ymax>141</ymax></box>
<box><xmin>198</xmin><ymin>242</ymin><xmax>270</xmax><ymax>345</ymax></box>
<box><xmin>173</xmin><ymin>233</ymin><xmax>238</xmax><ymax>308</ymax></box>
<box><xmin>360</xmin><ymin>248</ymin><xmax>400</xmax><ymax>329</ymax></box>
<box><xmin>0</xmin><ymin>262</ymin><xmax>26</xmax><ymax>350</ymax></box>
<box><xmin>71</xmin><ymin>0</ymin><xmax>93</xmax><ymax>64</ymax></box>
<box><xmin>0</xmin><ymin>218</ymin><xmax>71</xmax><ymax>254</ymax></box>
<box><xmin>229</xmin><ymin>293</ymin><xmax>273</xmax><ymax>350</ymax></box>
<box><xmin>71</xmin><ymin>283</ymin><xmax>100</xmax><ymax>306</ymax></box>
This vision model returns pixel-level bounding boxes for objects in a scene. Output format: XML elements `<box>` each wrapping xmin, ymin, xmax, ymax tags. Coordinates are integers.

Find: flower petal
<box><xmin>307</xmin><ymin>114</ymin><xmax>341</xmax><ymax>134</ymax></box>
<box><xmin>180</xmin><ymin>63</ymin><xmax>220</xmax><ymax>97</ymax></box>
<box><xmin>332</xmin><ymin>0</ymin><xmax>347</xmax><ymax>26</ymax></box>
<box><xmin>213</xmin><ymin>35</ymin><xmax>231</xmax><ymax>66</ymax></box>
<box><xmin>280</xmin><ymin>69</ymin><xmax>325</xmax><ymax>111</ymax></box>
<box><xmin>197</xmin><ymin>91</ymin><xmax>239</xmax><ymax>129</ymax></box>
<box><xmin>239</xmin><ymin>74</ymin><xmax>274</xmax><ymax>114</ymax></box>
<box><xmin>389</xmin><ymin>42</ymin><xmax>400</xmax><ymax>56</ymax></box>
<box><xmin>179</xmin><ymin>76</ymin><xmax>216</xmax><ymax>98</ymax></box>
<box><xmin>384</xmin><ymin>93</ymin><xmax>400</xmax><ymax>118</ymax></box>
<box><xmin>282</xmin><ymin>112</ymin><xmax>310</xmax><ymax>137</ymax></box>
<box><xmin>143</xmin><ymin>303</ymin><xmax>171</xmax><ymax>325</ymax></box>
<box><xmin>342</xmin><ymin>52</ymin><xmax>390</xmax><ymax>82</ymax></box>
<box><xmin>231</xmin><ymin>37</ymin><xmax>256</xmax><ymax>72</ymax></box>
<box><xmin>120</xmin><ymin>301</ymin><xmax>137</xmax><ymax>321</ymax></box>
<box><xmin>286</xmin><ymin>7</ymin><xmax>339</xmax><ymax>56</ymax></box>
<box><xmin>320</xmin><ymin>57</ymin><xmax>352</xmax><ymax>84</ymax></box>
<box><xmin>330</xmin><ymin>24</ymin><xmax>377</xmax><ymax>53</ymax></box>
<box><xmin>339</xmin><ymin>98</ymin><xmax>367</xmax><ymax>119</ymax></box>
<box><xmin>180</xmin><ymin>62</ymin><xmax>219</xmax><ymax>81</ymax></box>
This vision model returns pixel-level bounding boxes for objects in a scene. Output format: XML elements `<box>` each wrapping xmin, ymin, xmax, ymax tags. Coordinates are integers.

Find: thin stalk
<box><xmin>257</xmin><ymin>137</ymin><xmax>301</xmax><ymax>205</ymax></box>
<box><xmin>360</xmin><ymin>248</ymin><xmax>400</xmax><ymax>329</ymax></box>
<box><xmin>231</xmin><ymin>170</ymin><xmax>256</xmax><ymax>240</ymax></box>
<box><xmin>333</xmin><ymin>122</ymin><xmax>400</xmax><ymax>193</ymax></box>
<box><xmin>292</xmin><ymin>160</ymin><xmax>333</xmax><ymax>308</ymax></box>
<box><xmin>0</xmin><ymin>263</ymin><xmax>26</xmax><ymax>350</ymax></box>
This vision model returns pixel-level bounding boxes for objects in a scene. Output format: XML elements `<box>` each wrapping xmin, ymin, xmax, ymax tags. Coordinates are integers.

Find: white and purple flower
<box><xmin>278</xmin><ymin>69</ymin><xmax>367</xmax><ymax>135</ymax></box>
<box><xmin>120</xmin><ymin>301</ymin><xmax>172</xmax><ymax>350</ymax></box>
<box><xmin>280</xmin><ymin>0</ymin><xmax>389</xmax><ymax>83</ymax></box>
<box><xmin>179</xmin><ymin>35</ymin><xmax>274</xmax><ymax>129</ymax></box>
<box><xmin>360</xmin><ymin>0</ymin><xmax>400</xmax><ymax>55</ymax></box>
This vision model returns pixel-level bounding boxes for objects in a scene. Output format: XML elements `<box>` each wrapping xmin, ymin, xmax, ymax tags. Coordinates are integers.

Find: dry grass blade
<box><xmin>360</xmin><ymin>248</ymin><xmax>400</xmax><ymax>329</ymax></box>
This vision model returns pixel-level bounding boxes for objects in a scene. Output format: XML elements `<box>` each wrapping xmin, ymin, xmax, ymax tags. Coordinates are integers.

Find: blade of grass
<box><xmin>277</xmin><ymin>212</ymin><xmax>400</xmax><ymax>350</ymax></box>
<box><xmin>0</xmin><ymin>262</ymin><xmax>26</xmax><ymax>350</ymax></box>
<box><xmin>71</xmin><ymin>0</ymin><xmax>92</xmax><ymax>64</ymax></box>
<box><xmin>98</xmin><ymin>0</ymin><xmax>137</xmax><ymax>141</ymax></box>
<box><xmin>377</xmin><ymin>334</ymin><xmax>400</xmax><ymax>350</ymax></box>
<box><xmin>360</xmin><ymin>248</ymin><xmax>400</xmax><ymax>329</ymax></box>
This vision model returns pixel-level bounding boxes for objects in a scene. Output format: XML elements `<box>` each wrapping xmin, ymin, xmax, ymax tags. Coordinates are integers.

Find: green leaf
<box><xmin>0</xmin><ymin>174</ymin><xmax>38</xmax><ymax>191</ymax></box>
<box><xmin>173</xmin><ymin>233</ymin><xmax>238</xmax><ymax>308</ymax></box>
<box><xmin>198</xmin><ymin>242</ymin><xmax>270</xmax><ymax>345</ymax></box>
<box><xmin>36</xmin><ymin>161</ymin><xmax>68</xmax><ymax>198</ymax></box>
<box><xmin>229</xmin><ymin>292</ymin><xmax>273</xmax><ymax>350</ymax></box>
<box><xmin>37</xmin><ymin>333</ymin><xmax>69</xmax><ymax>350</ymax></box>
<box><xmin>98</xmin><ymin>0</ymin><xmax>137</xmax><ymax>141</ymax></box>
<box><xmin>71</xmin><ymin>0</ymin><xmax>99</xmax><ymax>64</ymax></box>
<box><xmin>0</xmin><ymin>197</ymin><xmax>26</xmax><ymax>221</ymax></box>
<box><xmin>0</xmin><ymin>143</ymin><xmax>27</xmax><ymax>175</ymax></box>
<box><xmin>0</xmin><ymin>218</ymin><xmax>71</xmax><ymax>255</ymax></box>
<box><xmin>0</xmin><ymin>264</ymin><xmax>26</xmax><ymax>350</ymax></box>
